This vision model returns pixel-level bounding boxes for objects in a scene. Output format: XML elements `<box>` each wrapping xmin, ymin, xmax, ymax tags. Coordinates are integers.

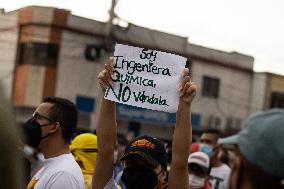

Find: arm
<box><xmin>92</xmin><ymin>58</ymin><xmax>117</xmax><ymax>189</ymax></box>
<box><xmin>168</xmin><ymin>68</ymin><xmax>197</xmax><ymax>189</ymax></box>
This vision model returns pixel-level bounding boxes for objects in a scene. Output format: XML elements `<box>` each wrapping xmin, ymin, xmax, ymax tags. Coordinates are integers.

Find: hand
<box><xmin>98</xmin><ymin>57</ymin><xmax>114</xmax><ymax>92</ymax></box>
<box><xmin>179</xmin><ymin>68</ymin><xmax>197</xmax><ymax>104</ymax></box>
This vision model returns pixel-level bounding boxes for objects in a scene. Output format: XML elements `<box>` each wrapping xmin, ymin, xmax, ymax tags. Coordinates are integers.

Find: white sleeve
<box><xmin>103</xmin><ymin>176</ymin><xmax>119</xmax><ymax>189</ymax></box>
<box><xmin>45</xmin><ymin>171</ymin><xmax>83</xmax><ymax>189</ymax></box>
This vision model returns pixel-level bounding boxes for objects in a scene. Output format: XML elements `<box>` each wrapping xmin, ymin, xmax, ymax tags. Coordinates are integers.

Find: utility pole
<box><xmin>105</xmin><ymin>0</ymin><xmax>117</xmax><ymax>38</ymax></box>
<box><xmin>95</xmin><ymin>0</ymin><xmax>118</xmax><ymax>119</ymax></box>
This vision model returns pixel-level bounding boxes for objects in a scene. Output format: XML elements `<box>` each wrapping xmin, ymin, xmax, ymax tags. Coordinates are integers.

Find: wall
<box><xmin>0</xmin><ymin>11</ymin><xmax>18</xmax><ymax>98</ymax></box>
<box><xmin>271</xmin><ymin>74</ymin><xmax>284</xmax><ymax>92</ymax></box>
<box><xmin>249</xmin><ymin>73</ymin><xmax>268</xmax><ymax>113</ymax></box>
<box><xmin>191</xmin><ymin>59</ymin><xmax>253</xmax><ymax>130</ymax></box>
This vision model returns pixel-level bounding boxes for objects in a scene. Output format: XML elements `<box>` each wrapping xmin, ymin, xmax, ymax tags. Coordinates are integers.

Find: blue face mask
<box><xmin>199</xmin><ymin>144</ymin><xmax>215</xmax><ymax>157</ymax></box>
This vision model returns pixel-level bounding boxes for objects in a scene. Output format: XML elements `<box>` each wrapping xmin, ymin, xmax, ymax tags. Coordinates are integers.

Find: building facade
<box><xmin>250</xmin><ymin>72</ymin><xmax>284</xmax><ymax>112</ymax></box>
<box><xmin>1</xmin><ymin>6</ymin><xmax>258</xmax><ymax>139</ymax></box>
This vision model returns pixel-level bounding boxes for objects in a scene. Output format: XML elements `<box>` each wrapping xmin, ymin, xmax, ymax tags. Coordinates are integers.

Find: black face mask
<box><xmin>121</xmin><ymin>166</ymin><xmax>158</xmax><ymax>189</ymax></box>
<box><xmin>21</xmin><ymin>118</ymin><xmax>53</xmax><ymax>148</ymax></box>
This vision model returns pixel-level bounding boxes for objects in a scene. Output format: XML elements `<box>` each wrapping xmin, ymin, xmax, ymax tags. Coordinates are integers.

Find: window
<box><xmin>202</xmin><ymin>76</ymin><xmax>220</xmax><ymax>98</ymax></box>
<box><xmin>207</xmin><ymin>115</ymin><xmax>222</xmax><ymax>129</ymax></box>
<box><xmin>270</xmin><ymin>92</ymin><xmax>284</xmax><ymax>108</ymax></box>
<box><xmin>234</xmin><ymin>118</ymin><xmax>242</xmax><ymax>129</ymax></box>
<box><xmin>226</xmin><ymin>117</ymin><xmax>242</xmax><ymax>130</ymax></box>
<box><xmin>226</xmin><ymin>117</ymin><xmax>233</xmax><ymax>130</ymax></box>
<box><xmin>18</xmin><ymin>42</ymin><xmax>59</xmax><ymax>66</ymax></box>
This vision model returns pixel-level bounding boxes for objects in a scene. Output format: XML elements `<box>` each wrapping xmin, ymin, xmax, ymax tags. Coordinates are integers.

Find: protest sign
<box><xmin>104</xmin><ymin>44</ymin><xmax>186</xmax><ymax>113</ymax></box>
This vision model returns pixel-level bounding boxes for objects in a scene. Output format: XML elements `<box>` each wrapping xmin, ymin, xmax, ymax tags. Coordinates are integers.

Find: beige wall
<box><xmin>271</xmin><ymin>75</ymin><xmax>284</xmax><ymax>92</ymax></box>
<box><xmin>250</xmin><ymin>73</ymin><xmax>268</xmax><ymax>113</ymax></box>
<box><xmin>191</xmin><ymin>59</ymin><xmax>253</xmax><ymax>130</ymax></box>
<box><xmin>55</xmin><ymin>30</ymin><xmax>105</xmax><ymax>104</ymax></box>
<box><xmin>0</xmin><ymin>12</ymin><xmax>18</xmax><ymax>98</ymax></box>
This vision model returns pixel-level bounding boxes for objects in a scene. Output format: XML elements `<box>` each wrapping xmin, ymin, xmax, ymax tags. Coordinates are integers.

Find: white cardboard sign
<box><xmin>104</xmin><ymin>44</ymin><xmax>186</xmax><ymax>113</ymax></box>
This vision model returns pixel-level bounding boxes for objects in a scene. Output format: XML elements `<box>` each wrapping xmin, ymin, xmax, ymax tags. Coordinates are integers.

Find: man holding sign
<box><xmin>92</xmin><ymin>44</ymin><xmax>197</xmax><ymax>189</ymax></box>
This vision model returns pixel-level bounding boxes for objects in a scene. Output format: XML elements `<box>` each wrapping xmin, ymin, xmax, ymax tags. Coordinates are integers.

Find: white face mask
<box><xmin>189</xmin><ymin>174</ymin><xmax>206</xmax><ymax>189</ymax></box>
<box><xmin>22</xmin><ymin>145</ymin><xmax>34</xmax><ymax>158</ymax></box>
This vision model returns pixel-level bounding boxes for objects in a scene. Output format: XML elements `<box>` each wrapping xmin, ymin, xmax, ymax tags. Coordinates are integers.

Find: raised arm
<box><xmin>168</xmin><ymin>68</ymin><xmax>197</xmax><ymax>189</ymax></box>
<box><xmin>92</xmin><ymin>57</ymin><xmax>117</xmax><ymax>189</ymax></box>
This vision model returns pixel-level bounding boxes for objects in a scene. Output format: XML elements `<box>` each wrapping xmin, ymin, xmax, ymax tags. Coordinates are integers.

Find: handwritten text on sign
<box><xmin>104</xmin><ymin>44</ymin><xmax>186</xmax><ymax>113</ymax></box>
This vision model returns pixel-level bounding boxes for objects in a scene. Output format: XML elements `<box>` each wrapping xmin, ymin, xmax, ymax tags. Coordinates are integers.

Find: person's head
<box><xmin>22</xmin><ymin>96</ymin><xmax>78</xmax><ymax>149</ymax></box>
<box><xmin>70</xmin><ymin>133</ymin><xmax>98</xmax><ymax>174</ymax></box>
<box><xmin>200</xmin><ymin>129</ymin><xmax>221</xmax><ymax>160</ymax></box>
<box><xmin>188</xmin><ymin>152</ymin><xmax>211</xmax><ymax>189</ymax></box>
<box><xmin>200</xmin><ymin>129</ymin><xmax>220</xmax><ymax>146</ymax></box>
<box><xmin>120</xmin><ymin>135</ymin><xmax>168</xmax><ymax>189</ymax></box>
<box><xmin>221</xmin><ymin>109</ymin><xmax>284</xmax><ymax>189</ymax></box>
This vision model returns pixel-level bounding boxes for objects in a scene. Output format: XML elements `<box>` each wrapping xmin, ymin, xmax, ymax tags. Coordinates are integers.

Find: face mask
<box><xmin>22</xmin><ymin>118</ymin><xmax>54</xmax><ymax>148</ymax></box>
<box><xmin>22</xmin><ymin>145</ymin><xmax>35</xmax><ymax>157</ymax></box>
<box><xmin>189</xmin><ymin>174</ymin><xmax>206</xmax><ymax>189</ymax></box>
<box><xmin>199</xmin><ymin>144</ymin><xmax>215</xmax><ymax>157</ymax></box>
<box><xmin>121</xmin><ymin>166</ymin><xmax>158</xmax><ymax>189</ymax></box>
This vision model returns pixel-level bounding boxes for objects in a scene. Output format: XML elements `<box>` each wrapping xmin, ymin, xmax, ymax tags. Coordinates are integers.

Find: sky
<box><xmin>1</xmin><ymin>0</ymin><xmax>284</xmax><ymax>75</ymax></box>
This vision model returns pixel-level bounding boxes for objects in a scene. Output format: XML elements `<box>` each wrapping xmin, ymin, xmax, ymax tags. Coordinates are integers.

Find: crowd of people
<box><xmin>0</xmin><ymin>57</ymin><xmax>284</xmax><ymax>189</ymax></box>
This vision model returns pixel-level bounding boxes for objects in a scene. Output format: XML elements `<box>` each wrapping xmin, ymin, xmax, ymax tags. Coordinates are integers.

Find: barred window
<box><xmin>202</xmin><ymin>76</ymin><xmax>220</xmax><ymax>98</ymax></box>
<box><xmin>18</xmin><ymin>42</ymin><xmax>59</xmax><ymax>66</ymax></box>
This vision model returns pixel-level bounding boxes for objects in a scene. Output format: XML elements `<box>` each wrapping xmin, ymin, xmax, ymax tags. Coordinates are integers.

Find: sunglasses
<box><xmin>32</xmin><ymin>112</ymin><xmax>56</xmax><ymax>123</ymax></box>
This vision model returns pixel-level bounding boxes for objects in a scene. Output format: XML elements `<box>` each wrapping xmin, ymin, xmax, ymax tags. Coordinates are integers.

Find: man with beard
<box><xmin>23</xmin><ymin>97</ymin><xmax>85</xmax><ymax>189</ymax></box>
<box><xmin>92</xmin><ymin>57</ymin><xmax>197</xmax><ymax>189</ymax></box>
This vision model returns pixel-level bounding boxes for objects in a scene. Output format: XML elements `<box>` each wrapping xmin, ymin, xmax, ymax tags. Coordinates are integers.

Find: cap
<box><xmin>218</xmin><ymin>134</ymin><xmax>238</xmax><ymax>150</ymax></box>
<box><xmin>120</xmin><ymin>135</ymin><xmax>167</xmax><ymax>170</ymax></box>
<box><xmin>218</xmin><ymin>134</ymin><xmax>238</xmax><ymax>145</ymax></box>
<box><xmin>188</xmin><ymin>151</ymin><xmax>210</xmax><ymax>169</ymax></box>
<box><xmin>218</xmin><ymin>109</ymin><xmax>284</xmax><ymax>178</ymax></box>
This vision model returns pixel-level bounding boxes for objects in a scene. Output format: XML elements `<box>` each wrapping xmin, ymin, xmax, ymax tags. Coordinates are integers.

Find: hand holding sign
<box><xmin>98</xmin><ymin>57</ymin><xmax>114</xmax><ymax>92</ymax></box>
<box><xmin>179</xmin><ymin>68</ymin><xmax>197</xmax><ymax>104</ymax></box>
<box><xmin>102</xmin><ymin>44</ymin><xmax>193</xmax><ymax>113</ymax></box>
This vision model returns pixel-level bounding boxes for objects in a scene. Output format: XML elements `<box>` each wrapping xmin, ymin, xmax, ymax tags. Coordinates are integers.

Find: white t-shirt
<box><xmin>26</xmin><ymin>153</ymin><xmax>85</xmax><ymax>189</ymax></box>
<box><xmin>209</xmin><ymin>164</ymin><xmax>231</xmax><ymax>189</ymax></box>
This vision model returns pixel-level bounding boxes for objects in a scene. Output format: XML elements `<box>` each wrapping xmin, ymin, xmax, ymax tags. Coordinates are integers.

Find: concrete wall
<box><xmin>249</xmin><ymin>73</ymin><xmax>268</xmax><ymax>113</ymax></box>
<box><xmin>55</xmin><ymin>31</ymin><xmax>105</xmax><ymax>102</ymax></box>
<box><xmin>271</xmin><ymin>74</ymin><xmax>284</xmax><ymax>93</ymax></box>
<box><xmin>191</xmin><ymin>59</ymin><xmax>253</xmax><ymax>130</ymax></box>
<box><xmin>186</xmin><ymin>44</ymin><xmax>254</xmax><ymax>70</ymax></box>
<box><xmin>0</xmin><ymin>11</ymin><xmax>18</xmax><ymax>98</ymax></box>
